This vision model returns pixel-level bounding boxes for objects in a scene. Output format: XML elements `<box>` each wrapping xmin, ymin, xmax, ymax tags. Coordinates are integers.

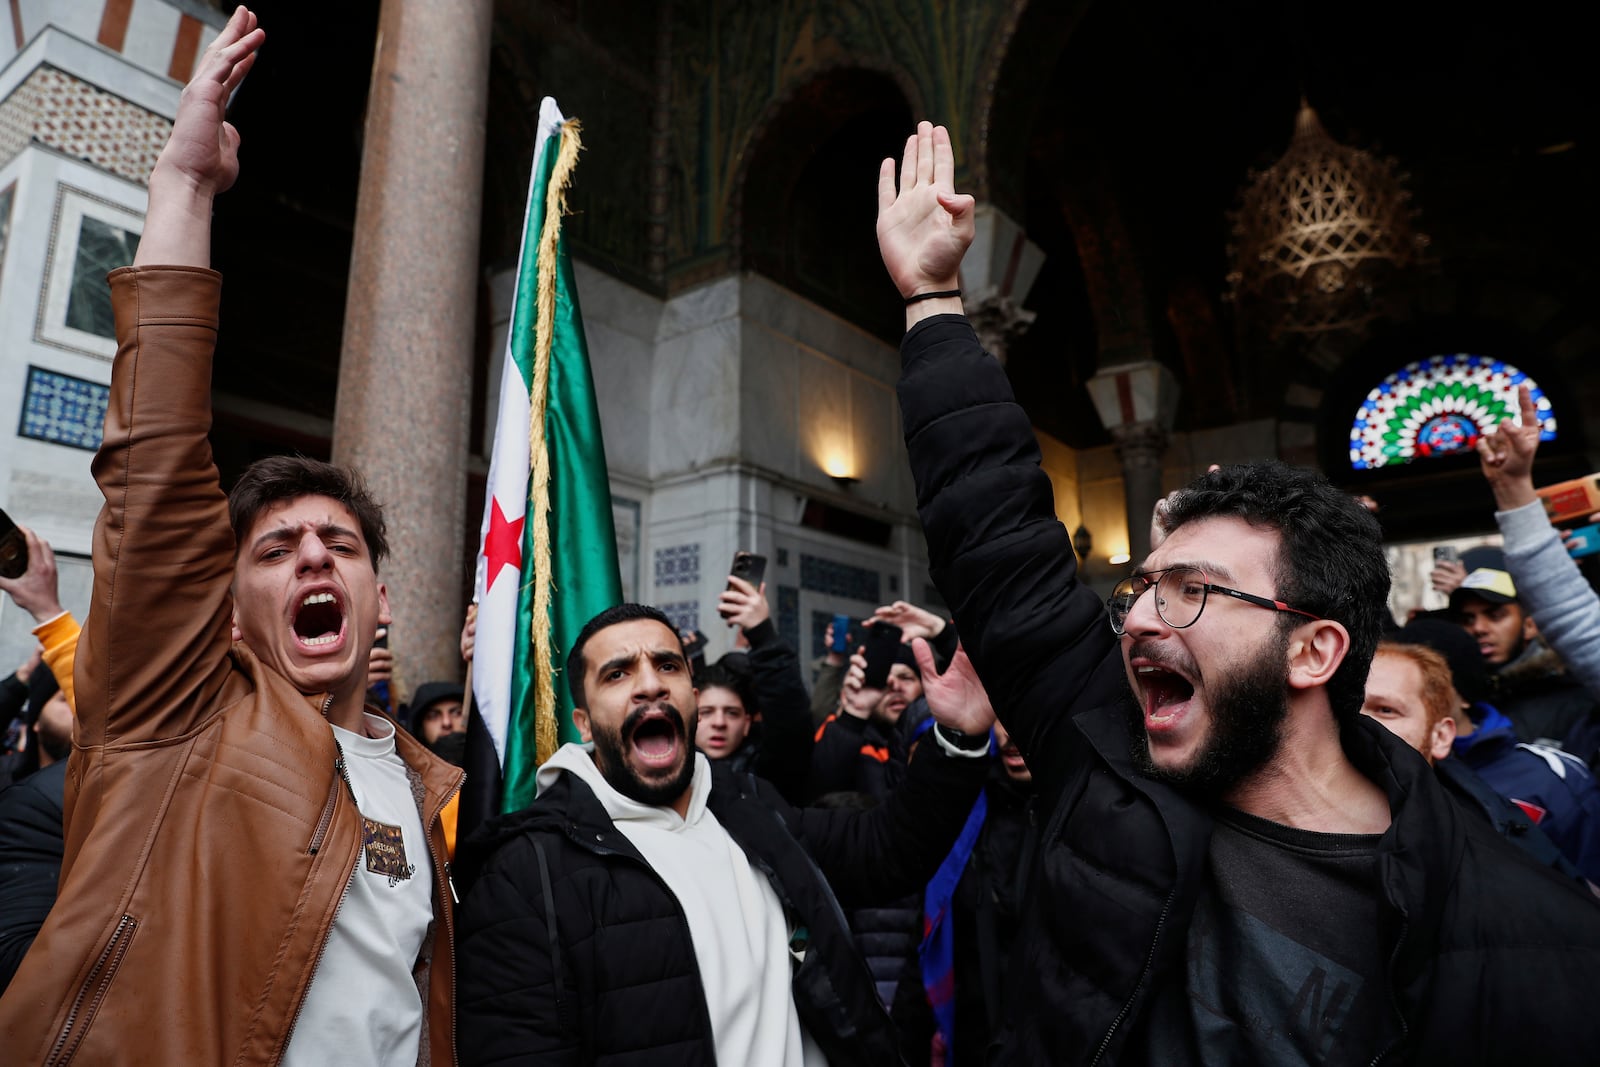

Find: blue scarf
<box><xmin>920</xmin><ymin>789</ymin><xmax>988</xmax><ymax>1051</ymax></box>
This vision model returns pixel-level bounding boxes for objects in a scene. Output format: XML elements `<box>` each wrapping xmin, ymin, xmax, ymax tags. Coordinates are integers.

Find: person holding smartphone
<box><xmin>698</xmin><ymin>573</ymin><xmax>813</xmax><ymax>804</ymax></box>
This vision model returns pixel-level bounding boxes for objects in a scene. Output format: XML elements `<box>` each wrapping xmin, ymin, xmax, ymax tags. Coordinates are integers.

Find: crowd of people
<box><xmin>3</xmin><ymin>9</ymin><xmax>1600</xmax><ymax>1064</ymax></box>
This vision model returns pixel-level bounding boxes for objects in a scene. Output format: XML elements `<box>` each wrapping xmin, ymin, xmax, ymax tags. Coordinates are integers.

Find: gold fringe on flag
<box><xmin>527</xmin><ymin>119</ymin><xmax>583</xmax><ymax>765</ymax></box>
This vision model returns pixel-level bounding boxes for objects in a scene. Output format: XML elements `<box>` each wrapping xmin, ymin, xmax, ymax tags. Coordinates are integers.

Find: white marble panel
<box><xmin>576</xmin><ymin>260</ymin><xmax>662</xmax><ymax>342</ymax></box>
<box><xmin>741</xmin><ymin>273</ymin><xmax>898</xmax><ymax>385</ymax></box>
<box><xmin>650</xmin><ymin>318</ymin><xmax>741</xmax><ymax>476</ymax></box>
<box><xmin>657</xmin><ymin>275</ymin><xmax>739</xmax><ymax>341</ymax></box>
<box><xmin>586</xmin><ymin>318</ymin><xmax>652</xmax><ymax>479</ymax></box>
<box><xmin>795</xmin><ymin>347</ymin><xmax>853</xmax><ymax>487</ymax></box>
<box><xmin>851</xmin><ymin>373</ymin><xmax>909</xmax><ymax>511</ymax></box>
<box><xmin>738</xmin><ymin>323</ymin><xmax>799</xmax><ymax>477</ymax></box>
<box><xmin>120</xmin><ymin>1</ymin><xmax>182</xmax><ymax>78</ymax></box>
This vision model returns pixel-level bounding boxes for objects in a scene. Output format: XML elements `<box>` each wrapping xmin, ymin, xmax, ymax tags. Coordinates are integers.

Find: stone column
<box><xmin>959</xmin><ymin>203</ymin><xmax>1044</xmax><ymax>362</ymax></box>
<box><xmin>1112</xmin><ymin>424</ymin><xmax>1168</xmax><ymax>563</ymax></box>
<box><xmin>332</xmin><ymin>0</ymin><xmax>493</xmax><ymax>693</ymax></box>
<box><xmin>1087</xmin><ymin>360</ymin><xmax>1180</xmax><ymax>565</ymax></box>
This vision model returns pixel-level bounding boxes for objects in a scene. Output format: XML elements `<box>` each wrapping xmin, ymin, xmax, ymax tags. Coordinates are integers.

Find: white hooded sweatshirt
<box><xmin>538</xmin><ymin>743</ymin><xmax>826</xmax><ymax>1067</ymax></box>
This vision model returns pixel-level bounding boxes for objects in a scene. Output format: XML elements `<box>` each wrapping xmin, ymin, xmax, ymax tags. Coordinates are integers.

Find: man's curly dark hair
<box><xmin>1162</xmin><ymin>462</ymin><xmax>1391</xmax><ymax>723</ymax></box>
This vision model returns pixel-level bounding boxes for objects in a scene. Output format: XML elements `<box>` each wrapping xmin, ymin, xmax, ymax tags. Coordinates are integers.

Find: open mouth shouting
<box><xmin>1130</xmin><ymin>655</ymin><xmax>1199</xmax><ymax>736</ymax></box>
<box><xmin>624</xmin><ymin>704</ymin><xmax>687</xmax><ymax>775</ymax></box>
<box><xmin>292</xmin><ymin>588</ymin><xmax>347</xmax><ymax>654</ymax></box>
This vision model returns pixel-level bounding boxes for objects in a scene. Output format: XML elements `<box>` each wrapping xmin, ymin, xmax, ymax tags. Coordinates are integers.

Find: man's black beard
<box><xmin>591</xmin><ymin>702</ymin><xmax>698</xmax><ymax>808</ymax></box>
<box><xmin>1125</xmin><ymin>627</ymin><xmax>1292</xmax><ymax>797</ymax></box>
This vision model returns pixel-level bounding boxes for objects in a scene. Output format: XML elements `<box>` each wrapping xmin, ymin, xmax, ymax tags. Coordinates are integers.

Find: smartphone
<box><xmin>830</xmin><ymin>614</ymin><xmax>851</xmax><ymax>654</ymax></box>
<box><xmin>721</xmin><ymin>551</ymin><xmax>768</xmax><ymax>621</ymax></box>
<box><xmin>861</xmin><ymin>622</ymin><xmax>904</xmax><ymax>689</ymax></box>
<box><xmin>0</xmin><ymin>508</ymin><xmax>27</xmax><ymax>580</ymax></box>
<box><xmin>729</xmin><ymin>551</ymin><xmax>767</xmax><ymax>589</ymax></box>
<box><xmin>1432</xmin><ymin>545</ymin><xmax>1459</xmax><ymax>564</ymax></box>
<box><xmin>1568</xmin><ymin>524</ymin><xmax>1600</xmax><ymax>559</ymax></box>
<box><xmin>369</xmin><ymin>625</ymin><xmax>392</xmax><ymax>713</ymax></box>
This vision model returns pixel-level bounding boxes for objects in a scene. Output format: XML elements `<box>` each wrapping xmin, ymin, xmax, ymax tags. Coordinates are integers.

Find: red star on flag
<box><xmin>483</xmin><ymin>498</ymin><xmax>526</xmax><ymax>592</ymax></box>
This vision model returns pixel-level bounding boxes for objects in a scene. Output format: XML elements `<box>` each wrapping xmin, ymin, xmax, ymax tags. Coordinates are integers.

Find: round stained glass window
<box><xmin>1349</xmin><ymin>354</ymin><xmax>1557</xmax><ymax>470</ymax></box>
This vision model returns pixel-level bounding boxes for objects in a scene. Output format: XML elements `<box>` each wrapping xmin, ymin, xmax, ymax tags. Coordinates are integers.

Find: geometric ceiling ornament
<box><xmin>1349</xmin><ymin>353</ymin><xmax>1556</xmax><ymax>470</ymax></box>
<box><xmin>1227</xmin><ymin>100</ymin><xmax>1430</xmax><ymax>340</ymax></box>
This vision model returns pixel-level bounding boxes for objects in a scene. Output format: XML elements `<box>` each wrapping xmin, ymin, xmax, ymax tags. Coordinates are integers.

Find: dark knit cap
<box><xmin>1394</xmin><ymin>615</ymin><xmax>1491</xmax><ymax>706</ymax></box>
<box><xmin>893</xmin><ymin>643</ymin><xmax>921</xmax><ymax>675</ymax></box>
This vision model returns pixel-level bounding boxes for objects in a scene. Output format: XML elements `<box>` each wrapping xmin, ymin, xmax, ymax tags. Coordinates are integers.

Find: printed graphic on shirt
<box><xmin>1185</xmin><ymin>896</ymin><xmax>1375</xmax><ymax>1064</ymax></box>
<box><xmin>362</xmin><ymin>815</ymin><xmax>416</xmax><ymax>886</ymax></box>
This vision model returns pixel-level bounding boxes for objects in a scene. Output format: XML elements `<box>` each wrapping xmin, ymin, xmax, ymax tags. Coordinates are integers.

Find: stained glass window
<box><xmin>1349</xmin><ymin>354</ymin><xmax>1556</xmax><ymax>470</ymax></box>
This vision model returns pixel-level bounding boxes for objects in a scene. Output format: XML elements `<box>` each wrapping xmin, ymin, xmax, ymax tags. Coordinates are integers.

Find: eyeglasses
<box><xmin>1106</xmin><ymin>565</ymin><xmax>1321</xmax><ymax>636</ymax></box>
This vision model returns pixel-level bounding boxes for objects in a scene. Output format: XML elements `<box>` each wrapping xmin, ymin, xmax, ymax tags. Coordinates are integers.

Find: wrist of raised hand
<box><xmin>905</xmin><ymin>294</ymin><xmax>965</xmax><ymax>331</ymax></box>
<box><xmin>1488</xmin><ymin>474</ymin><xmax>1538</xmax><ymax>512</ymax></box>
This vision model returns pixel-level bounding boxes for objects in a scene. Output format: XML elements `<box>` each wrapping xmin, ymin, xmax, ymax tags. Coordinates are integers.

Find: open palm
<box><xmin>912</xmin><ymin>639</ymin><xmax>995</xmax><ymax>736</ymax></box>
<box><xmin>876</xmin><ymin>122</ymin><xmax>975</xmax><ymax>298</ymax></box>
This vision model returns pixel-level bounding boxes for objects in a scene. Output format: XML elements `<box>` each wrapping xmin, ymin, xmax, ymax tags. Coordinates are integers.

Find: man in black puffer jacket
<box><xmin>877</xmin><ymin>121</ymin><xmax>1600</xmax><ymax>1065</ymax></box>
<box><xmin>454</xmin><ymin>603</ymin><xmax>994</xmax><ymax>1066</ymax></box>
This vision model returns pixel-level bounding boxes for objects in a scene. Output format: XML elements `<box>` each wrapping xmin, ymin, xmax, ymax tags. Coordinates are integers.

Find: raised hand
<box><xmin>0</xmin><ymin>526</ymin><xmax>65</xmax><ymax>624</ymax></box>
<box><xmin>159</xmin><ymin>7</ymin><xmax>263</xmax><ymax>194</ymax></box>
<box><xmin>1429</xmin><ymin>559</ymin><xmax>1468</xmax><ymax>595</ymax></box>
<box><xmin>367</xmin><ymin>631</ymin><xmax>394</xmax><ymax>689</ymax></box>
<box><xmin>839</xmin><ymin>648</ymin><xmax>881</xmax><ymax>721</ymax></box>
<box><xmin>137</xmin><ymin>7</ymin><xmax>264</xmax><ymax>268</ymax></box>
<box><xmin>460</xmin><ymin>602</ymin><xmax>478</xmax><ymax>663</ymax></box>
<box><xmin>912</xmin><ymin>639</ymin><xmax>995</xmax><ymax>737</ymax></box>
<box><xmin>1475</xmin><ymin>384</ymin><xmax>1542</xmax><ymax>510</ymax></box>
<box><xmin>869</xmin><ymin>600</ymin><xmax>946</xmax><ymax>642</ymax></box>
<box><xmin>718</xmin><ymin>576</ymin><xmax>770</xmax><ymax>631</ymax></box>
<box><xmin>876</xmin><ymin>122</ymin><xmax>975</xmax><ymax>306</ymax></box>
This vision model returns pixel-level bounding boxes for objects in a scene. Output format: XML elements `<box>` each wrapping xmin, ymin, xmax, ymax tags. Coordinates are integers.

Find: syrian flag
<box><xmin>462</xmin><ymin>99</ymin><xmax>623</xmax><ymax>828</ymax></box>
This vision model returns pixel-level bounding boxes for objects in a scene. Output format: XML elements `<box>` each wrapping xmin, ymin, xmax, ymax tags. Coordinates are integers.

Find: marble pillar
<box><xmin>332</xmin><ymin>0</ymin><xmax>493</xmax><ymax>694</ymax></box>
<box><xmin>969</xmin><ymin>295</ymin><xmax>1036</xmax><ymax>365</ymax></box>
<box><xmin>1087</xmin><ymin>360</ymin><xmax>1180</xmax><ymax>565</ymax></box>
<box><xmin>1114</xmin><ymin>424</ymin><xmax>1168</xmax><ymax>564</ymax></box>
<box><xmin>960</xmin><ymin>203</ymin><xmax>1044</xmax><ymax>363</ymax></box>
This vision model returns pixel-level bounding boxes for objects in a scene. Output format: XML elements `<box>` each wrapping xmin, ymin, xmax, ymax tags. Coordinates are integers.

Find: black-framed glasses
<box><xmin>1106</xmin><ymin>565</ymin><xmax>1322</xmax><ymax>636</ymax></box>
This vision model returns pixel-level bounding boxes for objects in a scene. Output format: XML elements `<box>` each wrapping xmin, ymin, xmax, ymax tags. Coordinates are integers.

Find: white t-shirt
<box><xmin>282</xmin><ymin>714</ymin><xmax>434</xmax><ymax>1066</ymax></box>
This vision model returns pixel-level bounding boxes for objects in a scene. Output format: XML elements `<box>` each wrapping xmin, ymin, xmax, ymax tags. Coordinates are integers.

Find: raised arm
<box><xmin>78</xmin><ymin>10</ymin><xmax>264</xmax><ymax>748</ymax></box>
<box><xmin>135</xmin><ymin>8</ymin><xmax>261</xmax><ymax>268</ymax></box>
<box><xmin>1478</xmin><ymin>386</ymin><xmax>1600</xmax><ymax>701</ymax></box>
<box><xmin>878</xmin><ymin>123</ymin><xmax>1122</xmax><ymax>801</ymax></box>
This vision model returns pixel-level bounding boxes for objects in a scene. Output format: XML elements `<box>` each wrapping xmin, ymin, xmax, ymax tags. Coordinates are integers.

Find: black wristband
<box><xmin>934</xmin><ymin>722</ymin><xmax>991</xmax><ymax>752</ymax></box>
<box><xmin>903</xmin><ymin>288</ymin><xmax>961</xmax><ymax>306</ymax></box>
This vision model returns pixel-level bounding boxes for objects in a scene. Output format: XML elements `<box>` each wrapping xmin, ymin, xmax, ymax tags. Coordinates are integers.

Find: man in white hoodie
<box><xmin>454</xmin><ymin>602</ymin><xmax>995</xmax><ymax>1066</ymax></box>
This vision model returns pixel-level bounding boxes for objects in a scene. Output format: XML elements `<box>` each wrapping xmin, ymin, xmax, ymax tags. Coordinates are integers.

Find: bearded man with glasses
<box><xmin>878</xmin><ymin>120</ymin><xmax>1600</xmax><ymax>1067</ymax></box>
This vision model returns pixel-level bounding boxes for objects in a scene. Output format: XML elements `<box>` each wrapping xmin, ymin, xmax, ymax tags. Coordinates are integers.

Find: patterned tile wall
<box><xmin>799</xmin><ymin>553</ymin><xmax>880</xmax><ymax>605</ymax></box>
<box><xmin>653</xmin><ymin>542</ymin><xmax>701</xmax><ymax>588</ymax></box>
<box><xmin>0</xmin><ymin>67</ymin><xmax>172</xmax><ymax>184</ymax></box>
<box><xmin>659</xmin><ymin>600</ymin><xmax>700</xmax><ymax>635</ymax></box>
<box><xmin>776</xmin><ymin>585</ymin><xmax>800</xmax><ymax>651</ymax></box>
<box><xmin>18</xmin><ymin>366</ymin><xmax>108</xmax><ymax>451</ymax></box>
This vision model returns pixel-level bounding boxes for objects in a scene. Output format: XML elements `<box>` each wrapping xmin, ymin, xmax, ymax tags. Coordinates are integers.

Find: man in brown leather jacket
<box><xmin>0</xmin><ymin>10</ymin><xmax>463</xmax><ymax>1064</ymax></box>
